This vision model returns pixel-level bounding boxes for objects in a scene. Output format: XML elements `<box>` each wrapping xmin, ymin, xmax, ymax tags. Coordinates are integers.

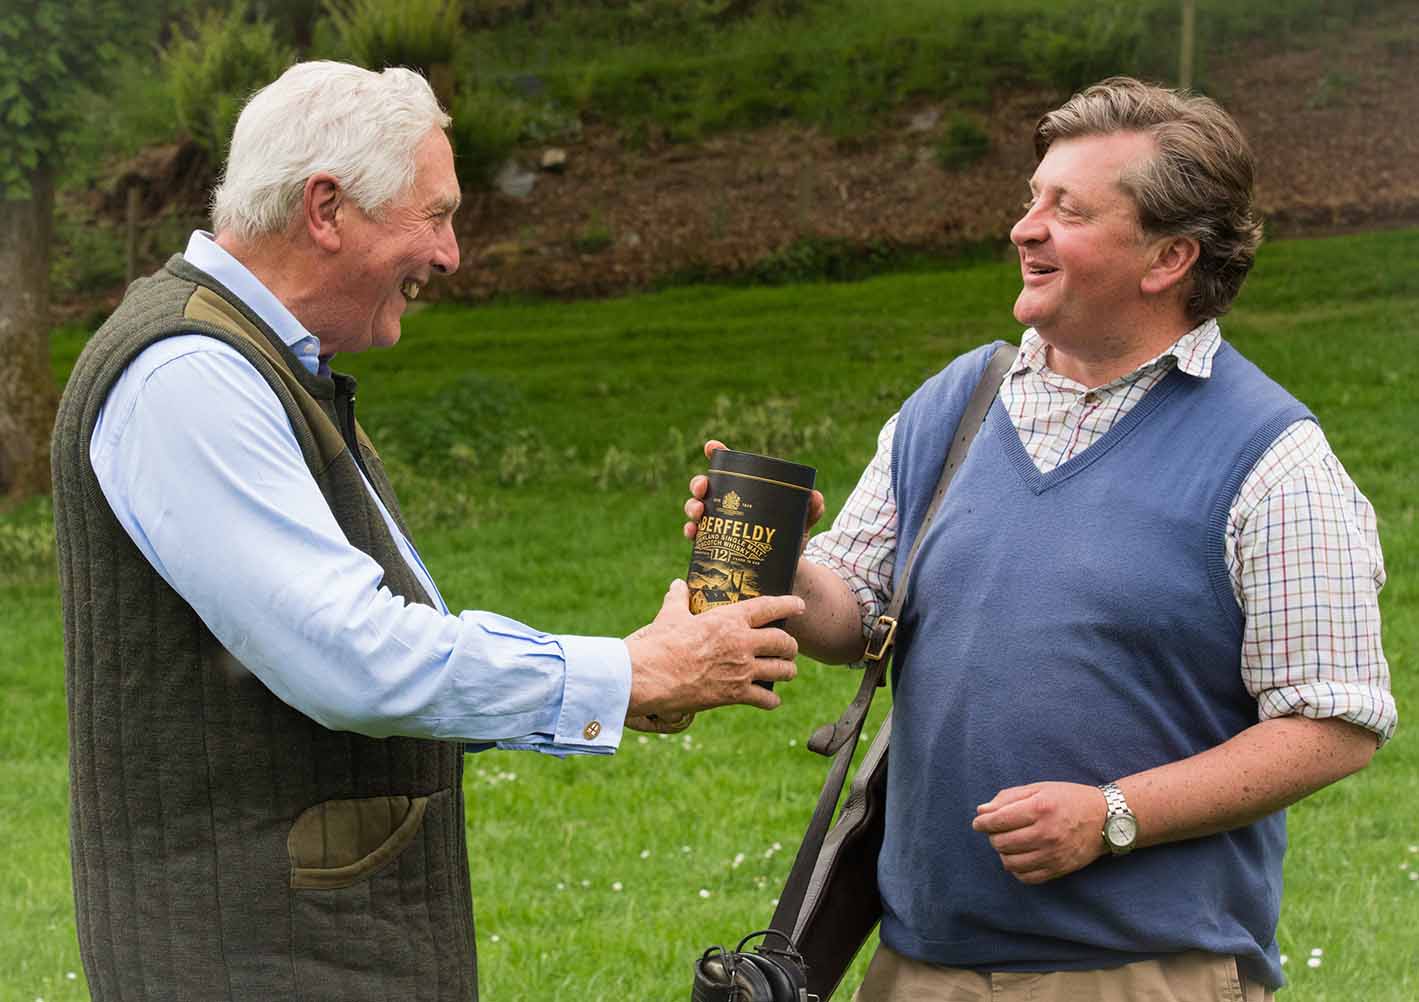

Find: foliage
<box><xmin>459</xmin><ymin>0</ymin><xmax>1412</xmax><ymax>146</ymax></box>
<box><xmin>448</xmin><ymin>86</ymin><xmax>531</xmax><ymax>184</ymax></box>
<box><xmin>934</xmin><ymin>112</ymin><xmax>991</xmax><ymax>171</ymax></box>
<box><xmin>0</xmin><ymin>0</ymin><xmax>140</xmax><ymax>198</ymax></box>
<box><xmin>0</xmin><ymin>497</ymin><xmax>54</xmax><ymax>571</ymax></box>
<box><xmin>322</xmin><ymin>0</ymin><xmax>462</xmax><ymax>74</ymax></box>
<box><xmin>164</xmin><ymin>1</ymin><xmax>295</xmax><ymax>162</ymax></box>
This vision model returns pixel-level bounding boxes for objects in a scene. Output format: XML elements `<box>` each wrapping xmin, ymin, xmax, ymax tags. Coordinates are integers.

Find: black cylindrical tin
<box><xmin>687</xmin><ymin>449</ymin><xmax>817</xmax><ymax>616</ymax></box>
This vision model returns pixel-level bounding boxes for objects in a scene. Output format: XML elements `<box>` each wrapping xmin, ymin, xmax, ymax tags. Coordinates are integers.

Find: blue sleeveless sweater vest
<box><xmin>880</xmin><ymin>340</ymin><xmax>1312</xmax><ymax>988</ymax></box>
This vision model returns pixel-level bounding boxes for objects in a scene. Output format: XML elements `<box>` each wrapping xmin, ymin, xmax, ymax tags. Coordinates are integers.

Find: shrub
<box><xmin>165</xmin><ymin>2</ymin><xmax>295</xmax><ymax>162</ymax></box>
<box><xmin>934</xmin><ymin>112</ymin><xmax>990</xmax><ymax>171</ymax></box>
<box><xmin>322</xmin><ymin>0</ymin><xmax>462</xmax><ymax>84</ymax></box>
<box><xmin>448</xmin><ymin>86</ymin><xmax>530</xmax><ymax>185</ymax></box>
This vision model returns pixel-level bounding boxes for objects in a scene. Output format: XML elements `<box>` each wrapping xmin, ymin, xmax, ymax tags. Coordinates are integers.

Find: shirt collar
<box><xmin>1015</xmin><ymin>318</ymin><xmax>1222</xmax><ymax>385</ymax></box>
<box><xmin>183</xmin><ymin>231</ymin><xmax>323</xmax><ymax>373</ymax></box>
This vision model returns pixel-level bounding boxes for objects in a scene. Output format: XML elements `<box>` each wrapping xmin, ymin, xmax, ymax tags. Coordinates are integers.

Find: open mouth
<box><xmin>400</xmin><ymin>278</ymin><xmax>422</xmax><ymax>301</ymax></box>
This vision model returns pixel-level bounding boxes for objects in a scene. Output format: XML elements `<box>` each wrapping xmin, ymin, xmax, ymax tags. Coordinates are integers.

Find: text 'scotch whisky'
<box><xmin>688</xmin><ymin>449</ymin><xmax>817</xmax><ymax>619</ymax></box>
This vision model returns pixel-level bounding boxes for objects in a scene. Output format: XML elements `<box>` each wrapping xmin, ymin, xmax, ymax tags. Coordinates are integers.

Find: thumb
<box><xmin>657</xmin><ymin>578</ymin><xmax>691</xmax><ymax>621</ymax></box>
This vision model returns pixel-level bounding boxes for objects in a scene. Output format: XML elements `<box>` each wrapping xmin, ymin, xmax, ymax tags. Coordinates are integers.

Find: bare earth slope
<box><xmin>444</xmin><ymin>10</ymin><xmax>1418</xmax><ymax>301</ymax></box>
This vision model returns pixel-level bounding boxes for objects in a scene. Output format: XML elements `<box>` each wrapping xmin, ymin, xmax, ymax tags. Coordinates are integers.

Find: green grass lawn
<box><xmin>3</xmin><ymin>227</ymin><xmax>1416</xmax><ymax>999</ymax></box>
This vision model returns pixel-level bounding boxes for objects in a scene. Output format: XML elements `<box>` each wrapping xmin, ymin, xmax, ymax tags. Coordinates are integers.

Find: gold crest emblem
<box><xmin>720</xmin><ymin>490</ymin><xmax>743</xmax><ymax>514</ymax></box>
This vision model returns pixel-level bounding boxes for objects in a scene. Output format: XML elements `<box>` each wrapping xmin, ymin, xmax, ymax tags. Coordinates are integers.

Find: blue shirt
<box><xmin>89</xmin><ymin>232</ymin><xmax>631</xmax><ymax>755</ymax></box>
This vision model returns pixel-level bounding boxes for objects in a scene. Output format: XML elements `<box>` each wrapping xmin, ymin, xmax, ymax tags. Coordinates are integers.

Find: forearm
<box><xmin>975</xmin><ymin>713</ymin><xmax>1380</xmax><ymax>883</ymax></box>
<box><xmin>1123</xmin><ymin>715</ymin><xmax>1377</xmax><ymax>848</ymax></box>
<box><xmin>788</xmin><ymin>558</ymin><xmax>870</xmax><ymax>664</ymax></box>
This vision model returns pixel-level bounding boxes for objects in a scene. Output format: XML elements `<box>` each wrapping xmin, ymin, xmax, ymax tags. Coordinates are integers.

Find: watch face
<box><xmin>1106</xmin><ymin>815</ymin><xmax>1138</xmax><ymax>847</ymax></box>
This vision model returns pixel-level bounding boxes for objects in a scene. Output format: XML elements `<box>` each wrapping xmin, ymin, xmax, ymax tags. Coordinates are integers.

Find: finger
<box><xmin>972</xmin><ymin>799</ymin><xmax>1039</xmax><ymax>835</ymax></box>
<box><xmin>753</xmin><ymin>656</ymin><xmax>798</xmax><ymax>686</ymax></box>
<box><xmin>703</xmin><ymin>440</ymin><xmax>728</xmax><ymax>460</ymax></box>
<box><xmin>987</xmin><ymin>827</ymin><xmax>1045</xmax><ymax>856</ymax></box>
<box><xmin>688</xmin><ymin>474</ymin><xmax>709</xmax><ymax>500</ymax></box>
<box><xmin>684</xmin><ymin>496</ymin><xmax>705</xmax><ymax>522</ymax></box>
<box><xmin>995</xmin><ymin>847</ymin><xmax>1050</xmax><ymax>874</ymax></box>
<box><xmin>657</xmin><ymin>578</ymin><xmax>691</xmax><ymax>619</ymax></box>
<box><xmin>736</xmin><ymin>683</ymin><xmax>782</xmax><ymax>711</ymax></box>
<box><xmin>748</xmin><ymin>626</ymin><xmax>799</xmax><ymax>662</ymax></box>
<box><xmin>734</xmin><ymin>592</ymin><xmax>807</xmax><ymax>627</ymax></box>
<box><xmin>1011</xmin><ymin>866</ymin><xmax>1059</xmax><ymax>886</ymax></box>
<box><xmin>977</xmin><ymin>785</ymin><xmax>1039</xmax><ymax>815</ymax></box>
<box><xmin>808</xmin><ymin>489</ymin><xmax>826</xmax><ymax>526</ymax></box>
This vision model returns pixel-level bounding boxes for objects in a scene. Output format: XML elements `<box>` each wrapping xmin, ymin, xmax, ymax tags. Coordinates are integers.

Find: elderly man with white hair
<box><xmin>52</xmin><ymin>61</ymin><xmax>801</xmax><ymax>1001</ymax></box>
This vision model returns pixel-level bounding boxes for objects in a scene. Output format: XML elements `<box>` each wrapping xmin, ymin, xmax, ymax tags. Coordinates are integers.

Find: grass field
<box><xmin>3</xmin><ymin>227</ymin><xmax>1416</xmax><ymax>999</ymax></box>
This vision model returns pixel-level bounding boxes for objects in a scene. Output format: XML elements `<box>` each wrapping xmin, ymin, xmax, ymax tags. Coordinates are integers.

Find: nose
<box><xmin>433</xmin><ymin>219</ymin><xmax>460</xmax><ymax>276</ymax></box>
<box><xmin>1010</xmin><ymin>202</ymin><xmax>1047</xmax><ymax>248</ymax></box>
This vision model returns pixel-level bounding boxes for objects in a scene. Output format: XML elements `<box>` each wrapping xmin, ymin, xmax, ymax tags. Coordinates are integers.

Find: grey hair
<box><xmin>211</xmin><ymin>61</ymin><xmax>451</xmax><ymax>242</ymax></box>
<box><xmin>1034</xmin><ymin>76</ymin><xmax>1263</xmax><ymax>321</ymax></box>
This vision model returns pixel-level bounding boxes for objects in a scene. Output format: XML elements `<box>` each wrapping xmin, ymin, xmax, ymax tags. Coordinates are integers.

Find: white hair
<box><xmin>211</xmin><ymin>61</ymin><xmax>451</xmax><ymax>241</ymax></box>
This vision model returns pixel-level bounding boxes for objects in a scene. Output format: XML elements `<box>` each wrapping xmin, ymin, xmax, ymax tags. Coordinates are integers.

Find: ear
<box><xmin>1140</xmin><ymin>235</ymin><xmax>1200</xmax><ymax>297</ymax></box>
<box><xmin>303</xmin><ymin>173</ymin><xmax>344</xmax><ymax>253</ymax></box>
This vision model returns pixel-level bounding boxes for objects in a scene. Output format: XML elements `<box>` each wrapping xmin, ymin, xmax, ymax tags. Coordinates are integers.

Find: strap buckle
<box><xmin>862</xmin><ymin>615</ymin><xmax>898</xmax><ymax>663</ymax></box>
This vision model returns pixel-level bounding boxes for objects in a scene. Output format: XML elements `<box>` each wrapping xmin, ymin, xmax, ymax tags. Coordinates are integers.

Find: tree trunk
<box><xmin>0</xmin><ymin>163</ymin><xmax>58</xmax><ymax>500</ymax></box>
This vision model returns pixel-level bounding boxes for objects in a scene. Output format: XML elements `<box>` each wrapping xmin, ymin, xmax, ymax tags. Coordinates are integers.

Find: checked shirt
<box><xmin>803</xmin><ymin>321</ymin><xmax>1395</xmax><ymax>742</ymax></box>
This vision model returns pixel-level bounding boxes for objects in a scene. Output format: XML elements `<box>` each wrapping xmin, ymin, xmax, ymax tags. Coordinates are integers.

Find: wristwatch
<box><xmin>1099</xmin><ymin>782</ymin><xmax>1138</xmax><ymax>855</ymax></box>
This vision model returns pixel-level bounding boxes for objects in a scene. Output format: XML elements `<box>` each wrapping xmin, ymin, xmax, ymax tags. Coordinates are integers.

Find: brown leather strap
<box><xmin>772</xmin><ymin>342</ymin><xmax>1014</xmax><ymax>936</ymax></box>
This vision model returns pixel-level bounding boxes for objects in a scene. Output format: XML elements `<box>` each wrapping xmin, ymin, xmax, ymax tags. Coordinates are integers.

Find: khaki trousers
<box><xmin>851</xmin><ymin>945</ymin><xmax>1275</xmax><ymax>1002</ymax></box>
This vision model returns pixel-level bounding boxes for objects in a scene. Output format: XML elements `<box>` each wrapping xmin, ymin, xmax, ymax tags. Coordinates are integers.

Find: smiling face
<box><xmin>321</xmin><ymin>129</ymin><xmax>461</xmax><ymax>355</ymax></box>
<box><xmin>1009</xmin><ymin>131</ymin><xmax>1169</xmax><ymax>367</ymax></box>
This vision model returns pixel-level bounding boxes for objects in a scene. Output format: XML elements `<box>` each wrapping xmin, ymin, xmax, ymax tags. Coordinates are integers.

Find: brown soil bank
<box><xmin>444</xmin><ymin>9</ymin><xmax>1419</xmax><ymax>302</ymax></box>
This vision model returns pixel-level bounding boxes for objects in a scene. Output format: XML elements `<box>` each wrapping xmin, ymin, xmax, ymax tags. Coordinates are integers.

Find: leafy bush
<box><xmin>165</xmin><ymin>2</ymin><xmax>295</xmax><ymax>161</ymax></box>
<box><xmin>934</xmin><ymin>112</ymin><xmax>990</xmax><ymax>171</ymax></box>
<box><xmin>448</xmin><ymin>86</ymin><xmax>530</xmax><ymax>185</ymax></box>
<box><xmin>322</xmin><ymin>0</ymin><xmax>462</xmax><ymax>77</ymax></box>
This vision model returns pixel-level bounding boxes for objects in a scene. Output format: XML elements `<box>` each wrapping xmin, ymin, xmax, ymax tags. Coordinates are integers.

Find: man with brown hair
<box><xmin>687</xmin><ymin>77</ymin><xmax>1394</xmax><ymax>1001</ymax></box>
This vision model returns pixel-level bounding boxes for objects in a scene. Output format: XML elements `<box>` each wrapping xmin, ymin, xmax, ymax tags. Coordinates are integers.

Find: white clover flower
<box><xmin>640</xmin><ymin>849</ymin><xmax>651</xmax><ymax>859</ymax></box>
<box><xmin>771</xmin><ymin>898</ymin><xmax>779</xmax><ymax>907</ymax></box>
<box><xmin>1409</xmin><ymin>871</ymin><xmax>1418</xmax><ymax>882</ymax></box>
<box><xmin>788</xmin><ymin>739</ymin><xmax>797</xmax><ymax>747</ymax></box>
<box><xmin>1310</xmin><ymin>948</ymin><xmax>1323</xmax><ymax>957</ymax></box>
<box><xmin>1307</xmin><ymin>957</ymin><xmax>1321</xmax><ymax>969</ymax></box>
<box><xmin>733</xmin><ymin>853</ymin><xmax>746</xmax><ymax>869</ymax></box>
<box><xmin>490</xmin><ymin>934</ymin><xmax>501</xmax><ymax>943</ymax></box>
<box><xmin>1280</xmin><ymin>954</ymin><xmax>1289</xmax><ymax>966</ymax></box>
<box><xmin>612</xmin><ymin>881</ymin><xmax>624</xmax><ymax>892</ymax></box>
<box><xmin>637</xmin><ymin>735</ymin><xmax>649</xmax><ymax>745</ymax></box>
<box><xmin>699</xmin><ymin>888</ymin><xmax>712</xmax><ymax>898</ymax></box>
<box><xmin>580</xmin><ymin>879</ymin><xmax>591</xmax><ymax>888</ymax></box>
<box><xmin>773</xmin><ymin>842</ymin><xmax>782</xmax><ymax>851</ymax></box>
<box><xmin>658</xmin><ymin>733</ymin><xmax>670</xmax><ymax>740</ymax></box>
<box><xmin>682</xmin><ymin>845</ymin><xmax>692</xmax><ymax>854</ymax></box>
<box><xmin>66</xmin><ymin>974</ymin><xmax>77</xmax><ymax>981</ymax></box>
<box><xmin>556</xmin><ymin>882</ymin><xmax>566</xmax><ymax>890</ymax></box>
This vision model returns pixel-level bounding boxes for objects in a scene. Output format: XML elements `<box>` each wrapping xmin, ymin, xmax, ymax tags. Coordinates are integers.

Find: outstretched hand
<box><xmin>683</xmin><ymin>440</ymin><xmax>825</xmax><ymax>554</ymax></box>
<box><xmin>624</xmin><ymin>579</ymin><xmax>803</xmax><ymax>722</ymax></box>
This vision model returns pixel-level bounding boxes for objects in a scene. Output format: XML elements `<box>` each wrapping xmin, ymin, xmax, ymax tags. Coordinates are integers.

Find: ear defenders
<box><xmin>692</xmin><ymin>929</ymin><xmax>810</xmax><ymax>1002</ymax></box>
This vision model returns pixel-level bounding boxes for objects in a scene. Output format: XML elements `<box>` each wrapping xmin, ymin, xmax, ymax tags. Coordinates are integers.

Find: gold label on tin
<box><xmin>686</xmin><ymin>451</ymin><xmax>814</xmax><ymax>622</ymax></box>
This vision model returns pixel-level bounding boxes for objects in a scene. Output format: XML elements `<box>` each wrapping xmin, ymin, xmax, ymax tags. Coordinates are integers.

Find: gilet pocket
<box><xmin>287</xmin><ymin>793</ymin><xmax>430</xmax><ymax>890</ymax></box>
